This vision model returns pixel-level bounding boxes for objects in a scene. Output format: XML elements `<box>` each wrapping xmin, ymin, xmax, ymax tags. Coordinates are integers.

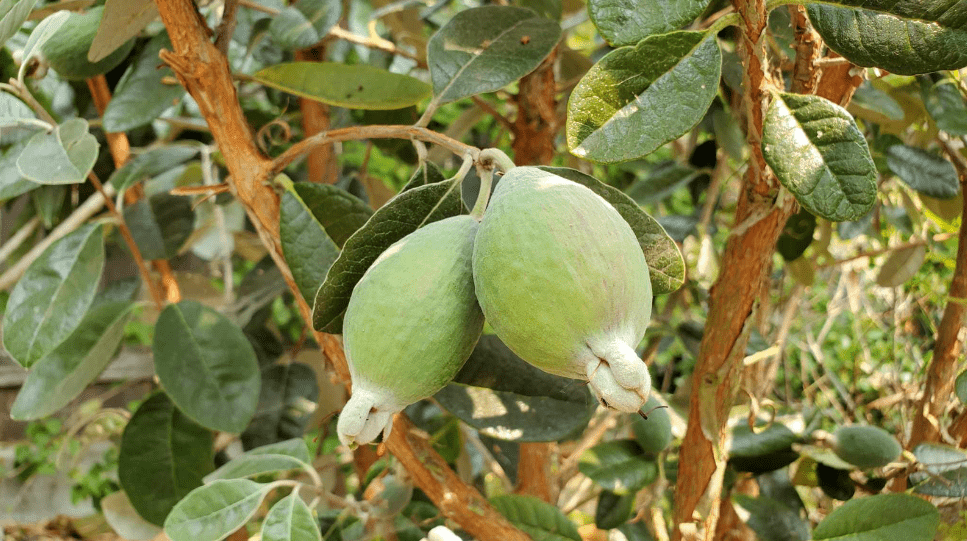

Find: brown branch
<box><xmin>214</xmin><ymin>0</ymin><xmax>239</xmax><ymax>55</ymax></box>
<box><xmin>515</xmin><ymin>443</ymin><xmax>554</xmax><ymax>502</ymax></box>
<box><xmin>152</xmin><ymin>2</ymin><xmax>527</xmax><ymax>538</ymax></box>
<box><xmin>328</xmin><ymin>26</ymin><xmax>426</xmax><ymax>68</ymax></box>
<box><xmin>511</xmin><ymin>48</ymin><xmax>558</xmax><ymax>166</ymax></box>
<box><xmin>295</xmin><ymin>45</ymin><xmax>339</xmax><ymax>184</ymax></box>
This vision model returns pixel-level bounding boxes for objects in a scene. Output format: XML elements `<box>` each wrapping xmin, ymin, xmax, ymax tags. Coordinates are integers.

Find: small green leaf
<box><xmin>207</xmin><ymin>439</ymin><xmax>311</xmax><ymax>482</ymax></box>
<box><xmin>18</xmin><ymin>118</ymin><xmax>99</xmax><ymax>185</ymax></box>
<box><xmin>922</xmin><ymin>77</ymin><xmax>967</xmax><ymax>136</ymax></box>
<box><xmin>911</xmin><ymin>442</ymin><xmax>967</xmax><ymax>498</ymax></box>
<box><xmin>616</xmin><ymin>522</ymin><xmax>657</xmax><ymax>541</ymax></box>
<box><xmin>812</xmin><ymin>493</ymin><xmax>939</xmax><ymax>541</ymax></box>
<box><xmin>253</xmin><ymin>62</ymin><xmax>430</xmax><ymax>110</ymax></box>
<box><xmin>428</xmin><ymin>6</ymin><xmax>561</xmax><ymax>104</ymax></box>
<box><xmin>154</xmin><ymin>300</ymin><xmax>261</xmax><ymax>433</ymax></box>
<box><xmin>108</xmin><ymin>146</ymin><xmax>199</xmax><ymax>192</ymax></box>
<box><xmin>566</xmin><ymin>31</ymin><xmax>721</xmax><ymax>163</ymax></box>
<box><xmin>10</xmin><ymin>301</ymin><xmax>134</xmax><ymax>420</ymax></box>
<box><xmin>312</xmin><ymin>179</ymin><xmax>464</xmax><ymax>333</ymax></box>
<box><xmin>268</xmin><ymin>0</ymin><xmax>340</xmax><ymax>50</ymax></box>
<box><xmin>579</xmin><ymin>440</ymin><xmax>658</xmax><ymax>494</ymax></box>
<box><xmin>875</xmin><ymin>242</ymin><xmax>926</xmax><ymax>287</ymax></box>
<box><xmin>0</xmin><ymin>0</ymin><xmax>42</xmax><ymax>46</ymax></box>
<box><xmin>2</xmin><ymin>223</ymin><xmax>104</xmax><ymax>367</ymax></box>
<box><xmin>164</xmin><ymin>479</ymin><xmax>269</xmax><ymax>541</ymax></box>
<box><xmin>262</xmin><ymin>494</ymin><xmax>321</xmax><ymax>541</ymax></box>
<box><xmin>241</xmin><ymin>363</ymin><xmax>318</xmax><ymax>450</ymax></box>
<box><xmin>733</xmin><ymin>494</ymin><xmax>810</xmax><ymax>541</ymax></box>
<box><xmin>88</xmin><ymin>0</ymin><xmax>158</xmax><ymax>62</ymax></box>
<box><xmin>728</xmin><ymin>422</ymin><xmax>800</xmax><ymax>474</ymax></box>
<box><xmin>886</xmin><ymin>145</ymin><xmax>960</xmax><ymax>199</ymax></box>
<box><xmin>537</xmin><ymin>167</ymin><xmax>685</xmax><ymax>294</ymax></box>
<box><xmin>595</xmin><ymin>490</ymin><xmax>635</xmax><ymax>530</ymax></box>
<box><xmin>434</xmin><ymin>335</ymin><xmax>594</xmax><ymax>442</ymax></box>
<box><xmin>776</xmin><ymin>208</ymin><xmax>816</xmax><ymax>262</ymax></box>
<box><xmin>103</xmin><ymin>31</ymin><xmax>184</xmax><ymax>132</ymax></box>
<box><xmin>762</xmin><ymin>92</ymin><xmax>877</xmax><ymax>221</ymax></box>
<box><xmin>119</xmin><ymin>392</ymin><xmax>214</xmax><ymax>526</ymax></box>
<box><xmin>587</xmin><ymin>0</ymin><xmax>712</xmax><ymax>46</ymax></box>
<box><xmin>807</xmin><ymin>5</ymin><xmax>967</xmax><ymax>75</ymax></box>
<box><xmin>490</xmin><ymin>494</ymin><xmax>581</xmax><ymax>541</ymax></box>
<box><xmin>124</xmin><ymin>193</ymin><xmax>195</xmax><ymax>260</ymax></box>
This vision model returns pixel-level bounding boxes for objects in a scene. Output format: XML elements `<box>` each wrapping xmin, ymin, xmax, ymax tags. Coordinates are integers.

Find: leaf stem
<box><xmin>705</xmin><ymin>12</ymin><xmax>743</xmax><ymax>35</ymax></box>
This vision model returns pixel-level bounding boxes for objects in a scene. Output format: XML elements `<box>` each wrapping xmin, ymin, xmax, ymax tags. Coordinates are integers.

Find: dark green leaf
<box><xmin>268</xmin><ymin>0</ymin><xmax>340</xmax><ymax>50</ymax></box>
<box><xmin>733</xmin><ymin>494</ymin><xmax>810</xmax><ymax>541</ymax></box>
<box><xmin>2</xmin><ymin>223</ymin><xmax>104</xmax><ymax>367</ymax></box>
<box><xmin>124</xmin><ymin>193</ymin><xmax>195</xmax><ymax>260</ymax></box>
<box><xmin>17</xmin><ymin>118</ymin><xmax>99</xmax><ymax>185</ymax></box>
<box><xmin>253</xmin><ymin>62</ymin><xmax>431</xmax><ymax>110</ymax></box>
<box><xmin>154</xmin><ymin>300</ymin><xmax>261</xmax><ymax>433</ymax></box>
<box><xmin>777</xmin><ymin>208</ymin><xmax>816</xmax><ymax>262</ymax></box>
<box><xmin>538</xmin><ymin>167</ymin><xmax>685</xmax><ymax>294</ymax></box>
<box><xmin>515</xmin><ymin>0</ymin><xmax>561</xmax><ymax>20</ymax></box>
<box><xmin>312</xmin><ymin>179</ymin><xmax>464</xmax><ymax>333</ymax></box>
<box><xmin>579</xmin><ymin>440</ymin><xmax>658</xmax><ymax>494</ymax></box>
<box><xmin>108</xmin><ymin>145</ymin><xmax>199</xmax><ymax>192</ymax></box>
<box><xmin>401</xmin><ymin>161</ymin><xmax>447</xmax><ymax>192</ymax></box>
<box><xmin>812</xmin><ymin>493</ymin><xmax>939</xmax><ymax>540</ymax></box>
<box><xmin>103</xmin><ymin>31</ymin><xmax>184</xmax><ymax>132</ymax></box>
<box><xmin>807</xmin><ymin>5</ymin><xmax>967</xmax><ymax>75</ymax></box>
<box><xmin>626</xmin><ymin>162</ymin><xmax>701</xmax><ymax>204</ymax></box>
<box><xmin>0</xmin><ymin>0</ymin><xmax>41</xmax><ymax>46</ymax></box>
<box><xmin>163</xmin><ymin>479</ymin><xmax>268</xmax><ymax>541</ymax></box>
<box><xmin>10</xmin><ymin>301</ymin><xmax>134</xmax><ymax>420</ymax></box>
<box><xmin>279</xmin><ymin>180</ymin><xmax>340</xmax><ymax>303</ymax></box>
<box><xmin>490</xmin><ymin>494</ymin><xmax>581</xmax><ymax>541</ymax></box>
<box><xmin>595</xmin><ymin>490</ymin><xmax>635</xmax><ymax>530</ymax></box>
<box><xmin>886</xmin><ymin>145</ymin><xmax>960</xmax><ymax>199</ymax></box>
<box><xmin>119</xmin><ymin>392</ymin><xmax>214</xmax><ymax>526</ymax></box>
<box><xmin>922</xmin><ymin>77</ymin><xmax>967</xmax><ymax>136</ymax></box>
<box><xmin>428</xmin><ymin>6</ymin><xmax>561</xmax><ymax>103</ymax></box>
<box><xmin>32</xmin><ymin>185</ymin><xmax>66</xmax><ymax>229</ymax></box>
<box><xmin>762</xmin><ymin>92</ymin><xmax>876</xmax><ymax>221</ymax></box>
<box><xmin>262</xmin><ymin>494</ymin><xmax>321</xmax><ymax>541</ymax></box>
<box><xmin>756</xmin><ymin>469</ymin><xmax>806</xmax><ymax>515</ymax></box>
<box><xmin>810</xmin><ymin>0</ymin><xmax>967</xmax><ymax>27</ymax></box>
<box><xmin>852</xmin><ymin>82</ymin><xmax>905</xmax><ymax>121</ymax></box>
<box><xmin>241</xmin><ymin>363</ymin><xmax>318</xmax><ymax>450</ymax></box>
<box><xmin>728</xmin><ymin>422</ymin><xmax>800</xmax><ymax>474</ymax></box>
<box><xmin>566</xmin><ymin>31</ymin><xmax>721</xmax><ymax>163</ymax></box>
<box><xmin>435</xmin><ymin>335</ymin><xmax>594</xmax><ymax>442</ymax></box>
<box><xmin>587</xmin><ymin>0</ymin><xmax>712</xmax><ymax>46</ymax></box>
<box><xmin>292</xmin><ymin>182</ymin><xmax>373</xmax><ymax>247</ymax></box>
<box><xmin>816</xmin><ymin>463</ymin><xmax>855</xmax><ymax>501</ymax></box>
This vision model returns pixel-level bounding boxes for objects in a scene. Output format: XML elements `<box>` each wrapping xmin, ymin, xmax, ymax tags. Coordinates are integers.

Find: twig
<box><xmin>472</xmin><ymin>96</ymin><xmax>515</xmax><ymax>131</ymax></box>
<box><xmin>215</xmin><ymin>0</ymin><xmax>239</xmax><ymax>55</ymax></box>
<box><xmin>329</xmin><ymin>26</ymin><xmax>425</xmax><ymax>67</ymax></box>
<box><xmin>0</xmin><ymin>217</ymin><xmax>40</xmax><ymax>266</ymax></box>
<box><xmin>236</xmin><ymin>0</ymin><xmax>277</xmax><ymax>15</ymax></box>
<box><xmin>817</xmin><ymin>233</ymin><xmax>954</xmax><ymax>269</ymax></box>
<box><xmin>201</xmin><ymin>145</ymin><xmax>232</xmax><ymax>305</ymax></box>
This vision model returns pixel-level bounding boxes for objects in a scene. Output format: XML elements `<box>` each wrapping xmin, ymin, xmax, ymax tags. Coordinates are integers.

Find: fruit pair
<box><xmin>337</xmin><ymin>166</ymin><xmax>654</xmax><ymax>446</ymax></box>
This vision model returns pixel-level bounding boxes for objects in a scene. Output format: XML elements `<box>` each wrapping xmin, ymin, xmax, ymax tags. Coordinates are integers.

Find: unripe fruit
<box><xmin>41</xmin><ymin>7</ymin><xmax>134</xmax><ymax>81</ymax></box>
<box><xmin>830</xmin><ymin>425</ymin><xmax>901</xmax><ymax>469</ymax></box>
<box><xmin>472</xmin><ymin>167</ymin><xmax>653</xmax><ymax>412</ymax></box>
<box><xmin>337</xmin><ymin>215</ymin><xmax>484</xmax><ymax>446</ymax></box>
<box><xmin>631</xmin><ymin>395</ymin><xmax>673</xmax><ymax>454</ymax></box>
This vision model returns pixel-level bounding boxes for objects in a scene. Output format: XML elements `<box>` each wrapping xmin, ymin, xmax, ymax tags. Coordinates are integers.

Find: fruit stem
<box><xmin>479</xmin><ymin>148</ymin><xmax>516</xmax><ymax>173</ymax></box>
<box><xmin>470</xmin><ymin>166</ymin><xmax>494</xmax><ymax>220</ymax></box>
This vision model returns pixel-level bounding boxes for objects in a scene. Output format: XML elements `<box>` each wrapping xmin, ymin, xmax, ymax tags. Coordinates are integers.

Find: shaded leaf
<box><xmin>875</xmin><ymin>242</ymin><xmax>926</xmax><ymax>287</ymax></box>
<box><xmin>154</xmin><ymin>300</ymin><xmax>261</xmax><ymax>433</ymax></box>
<box><xmin>728</xmin><ymin>422</ymin><xmax>800</xmax><ymax>474</ymax></box>
<box><xmin>0</xmin><ymin>93</ymin><xmax>39</xmax><ymax>129</ymax></box>
<box><xmin>616</xmin><ymin>522</ymin><xmax>657</xmax><ymax>541</ymax></box>
<box><xmin>10</xmin><ymin>301</ymin><xmax>134</xmax><ymax>420</ymax></box>
<box><xmin>490</xmin><ymin>494</ymin><xmax>581</xmax><ymax>541</ymax></box>
<box><xmin>104</xmin><ymin>31</ymin><xmax>184</xmax><ymax>132</ymax></box>
<box><xmin>812</xmin><ymin>0</ymin><xmax>967</xmax><ymax>27</ymax></box>
<box><xmin>241</xmin><ymin>363</ymin><xmax>318</xmax><ymax>450</ymax></box>
<box><xmin>812</xmin><ymin>493</ymin><xmax>938</xmax><ymax>540</ymax></box>
<box><xmin>0</xmin><ymin>0</ymin><xmax>41</xmax><ymax>46</ymax></box>
<box><xmin>777</xmin><ymin>208</ymin><xmax>816</xmax><ymax>262</ymax></box>
<box><xmin>2</xmin><ymin>223</ymin><xmax>104</xmax><ymax>367</ymax></box>
<box><xmin>886</xmin><ymin>145</ymin><xmax>959</xmax><ymax>199</ymax></box>
<box><xmin>119</xmin><ymin>392</ymin><xmax>214</xmax><ymax>526</ymax></box>
<box><xmin>816</xmin><ymin>463</ymin><xmax>856</xmax><ymax>501</ymax></box>
<box><xmin>88</xmin><ymin>0</ymin><xmax>158</xmax><ymax>62</ymax></box>
<box><xmin>262</xmin><ymin>494</ymin><xmax>321</xmax><ymax>541</ymax></box>
<box><xmin>312</xmin><ymin>179</ymin><xmax>464</xmax><ymax>333</ymax></box>
<box><xmin>538</xmin><ymin>167</ymin><xmax>685</xmax><ymax>294</ymax></box>
<box><xmin>0</xmin><ymin>142</ymin><xmax>40</xmax><ymax>201</ymax></box>
<box><xmin>164</xmin><ymin>479</ymin><xmax>269</xmax><ymax>541</ymax></box>
<box><xmin>268</xmin><ymin>0</ymin><xmax>340</xmax><ymax>50</ymax></box>
<box><xmin>279</xmin><ymin>178</ymin><xmax>340</xmax><ymax>303</ymax></box>
<box><xmin>911</xmin><ymin>442</ymin><xmax>967</xmax><ymax>498</ymax></box>
<box><xmin>587</xmin><ymin>0</ymin><xmax>711</xmax><ymax>46</ymax></box>
<box><xmin>254</xmin><ymin>62</ymin><xmax>430</xmax><ymax>110</ymax></box>
<box><xmin>579</xmin><ymin>440</ymin><xmax>659</xmax><ymax>494</ymax></box>
<box><xmin>595</xmin><ymin>490</ymin><xmax>635</xmax><ymax>530</ymax></box>
<box><xmin>734</xmin><ymin>494</ymin><xmax>810</xmax><ymax>541</ymax></box>
<box><xmin>401</xmin><ymin>161</ymin><xmax>447</xmax><ymax>192</ymax></box>
<box><xmin>292</xmin><ymin>182</ymin><xmax>373</xmax><ymax>247</ymax></box>
<box><xmin>108</xmin><ymin>146</ymin><xmax>199</xmax><ymax>192</ymax></box>
<box><xmin>428</xmin><ymin>6</ymin><xmax>561</xmax><ymax>104</ymax></box>
<box><xmin>124</xmin><ymin>193</ymin><xmax>195</xmax><ymax>260</ymax></box>
<box><xmin>852</xmin><ymin>82</ymin><xmax>905</xmax><ymax>121</ymax></box>
<box><xmin>206</xmin><ymin>439</ymin><xmax>311</xmax><ymax>482</ymax></box>
<box><xmin>626</xmin><ymin>162</ymin><xmax>701</xmax><ymax>204</ymax></box>
<box><xmin>17</xmin><ymin>118</ymin><xmax>99</xmax><ymax>185</ymax></box>
<box><xmin>566</xmin><ymin>31</ymin><xmax>721</xmax><ymax>163</ymax></box>
<box><xmin>762</xmin><ymin>92</ymin><xmax>876</xmax><ymax>221</ymax></box>
<box><xmin>922</xmin><ymin>77</ymin><xmax>967</xmax><ymax>136</ymax></box>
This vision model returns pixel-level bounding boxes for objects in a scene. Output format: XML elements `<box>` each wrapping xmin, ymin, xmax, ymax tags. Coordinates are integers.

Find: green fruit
<box><xmin>472</xmin><ymin>167</ymin><xmax>652</xmax><ymax>412</ymax></box>
<box><xmin>337</xmin><ymin>215</ymin><xmax>484</xmax><ymax>446</ymax></box>
<box><xmin>831</xmin><ymin>425</ymin><xmax>902</xmax><ymax>469</ymax></box>
<box><xmin>631</xmin><ymin>394</ymin><xmax>672</xmax><ymax>454</ymax></box>
<box><xmin>41</xmin><ymin>7</ymin><xmax>135</xmax><ymax>80</ymax></box>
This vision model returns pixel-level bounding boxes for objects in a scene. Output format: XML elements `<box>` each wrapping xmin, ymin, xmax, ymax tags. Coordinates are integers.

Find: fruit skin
<box><xmin>631</xmin><ymin>395</ymin><xmax>673</xmax><ymax>454</ymax></box>
<box><xmin>472</xmin><ymin>166</ymin><xmax>652</xmax><ymax>412</ymax></box>
<box><xmin>831</xmin><ymin>425</ymin><xmax>901</xmax><ymax>469</ymax></box>
<box><xmin>337</xmin><ymin>215</ymin><xmax>484</xmax><ymax>446</ymax></box>
<box><xmin>41</xmin><ymin>7</ymin><xmax>135</xmax><ymax>81</ymax></box>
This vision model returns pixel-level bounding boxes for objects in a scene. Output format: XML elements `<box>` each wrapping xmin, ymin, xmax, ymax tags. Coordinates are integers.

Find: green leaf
<box><xmin>119</xmin><ymin>392</ymin><xmax>214</xmax><ymax>526</ymax></box>
<box><xmin>490</xmin><ymin>494</ymin><xmax>581</xmax><ymax>541</ymax></box>
<box><xmin>124</xmin><ymin>193</ymin><xmax>195</xmax><ymax>260</ymax></box>
<box><xmin>88</xmin><ymin>0</ymin><xmax>158</xmax><ymax>62</ymax></box>
<box><xmin>762</xmin><ymin>92</ymin><xmax>877</xmax><ymax>221</ymax></box>
<box><xmin>154</xmin><ymin>300</ymin><xmax>261</xmax><ymax>433</ymax></box>
<box><xmin>279</xmin><ymin>181</ymin><xmax>341</xmax><ymax>303</ymax></box>
<box><xmin>810</xmin><ymin>0</ymin><xmax>967</xmax><ymax>27</ymax></box>
<box><xmin>807</xmin><ymin>5</ymin><xmax>967</xmax><ymax>75</ymax></box>
<box><xmin>515</xmin><ymin>0</ymin><xmax>561</xmax><ymax>20</ymax></box>
<box><xmin>579</xmin><ymin>440</ymin><xmax>658</xmax><ymax>494</ymax></box>
<box><xmin>108</xmin><ymin>146</ymin><xmax>200</xmax><ymax>192</ymax></box>
<box><xmin>886</xmin><ymin>145</ymin><xmax>960</xmax><ymax>199</ymax></box>
<box><xmin>428</xmin><ymin>6</ymin><xmax>561</xmax><ymax>104</ymax></box>
<box><xmin>875</xmin><ymin>242</ymin><xmax>926</xmax><ymax>287</ymax></box>
<box><xmin>922</xmin><ymin>77</ymin><xmax>967</xmax><ymax>136</ymax></box>
<box><xmin>816</xmin><ymin>462</ymin><xmax>856</xmax><ymax>501</ymax></box>
<box><xmin>206</xmin><ymin>439</ymin><xmax>311</xmax><ymax>482</ymax></box>
<box><xmin>401</xmin><ymin>161</ymin><xmax>447</xmax><ymax>192</ymax></box>
<box><xmin>10</xmin><ymin>301</ymin><xmax>134</xmax><ymax>420</ymax></box>
<box><xmin>852</xmin><ymin>82</ymin><xmax>905</xmax><ymax>121</ymax></box>
<box><xmin>777</xmin><ymin>208</ymin><xmax>816</xmax><ymax>262</ymax></box>
<box><xmin>240</xmin><ymin>363</ymin><xmax>318</xmax><ymax>450</ymax></box>
<box><xmin>587</xmin><ymin>0</ymin><xmax>711</xmax><ymax>46</ymax></box>
<box><xmin>164</xmin><ymin>479</ymin><xmax>269</xmax><ymax>541</ymax></box>
<box><xmin>595</xmin><ymin>490</ymin><xmax>635</xmax><ymax>530</ymax></box>
<box><xmin>566</xmin><ymin>31</ymin><xmax>721</xmax><ymax>164</ymax></box>
<box><xmin>2</xmin><ymin>223</ymin><xmax>104</xmax><ymax>367</ymax></box>
<box><xmin>0</xmin><ymin>142</ymin><xmax>38</xmax><ymax>201</ymax></box>
<box><xmin>434</xmin><ymin>335</ymin><xmax>594</xmax><ymax>442</ymax></box>
<box><xmin>911</xmin><ymin>442</ymin><xmax>967</xmax><ymax>498</ymax></box>
<box><xmin>32</xmin><ymin>184</ymin><xmax>66</xmax><ymax>229</ymax></box>
<box><xmin>626</xmin><ymin>162</ymin><xmax>702</xmax><ymax>204</ymax></box>
<box><xmin>0</xmin><ymin>93</ymin><xmax>39</xmax><ymax>130</ymax></box>
<box><xmin>100</xmin><ymin>490</ymin><xmax>163</xmax><ymax>541</ymax></box>
<box><xmin>812</xmin><ymin>493</ymin><xmax>939</xmax><ymax>541</ymax></box>
<box><xmin>262</xmin><ymin>494</ymin><xmax>321</xmax><ymax>541</ymax></box>
<box><xmin>728</xmin><ymin>422</ymin><xmax>800</xmax><ymax>474</ymax></box>
<box><xmin>537</xmin><ymin>167</ymin><xmax>685</xmax><ymax>294</ymax></box>
<box><xmin>268</xmin><ymin>0</ymin><xmax>340</xmax><ymax>50</ymax></box>
<box><xmin>103</xmin><ymin>31</ymin><xmax>185</xmax><ymax>132</ymax></box>
<box><xmin>733</xmin><ymin>494</ymin><xmax>810</xmax><ymax>541</ymax></box>
<box><xmin>253</xmin><ymin>62</ymin><xmax>431</xmax><ymax>110</ymax></box>
<box><xmin>0</xmin><ymin>0</ymin><xmax>42</xmax><ymax>46</ymax></box>
<box><xmin>18</xmin><ymin>10</ymin><xmax>68</xmax><ymax>78</ymax></box>
<box><xmin>17</xmin><ymin>118</ymin><xmax>99</xmax><ymax>184</ymax></box>
<box><xmin>957</xmin><ymin>369</ymin><xmax>967</xmax><ymax>405</ymax></box>
<box><xmin>293</xmin><ymin>182</ymin><xmax>373</xmax><ymax>247</ymax></box>
<box><xmin>312</xmin><ymin>179</ymin><xmax>464</xmax><ymax>333</ymax></box>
